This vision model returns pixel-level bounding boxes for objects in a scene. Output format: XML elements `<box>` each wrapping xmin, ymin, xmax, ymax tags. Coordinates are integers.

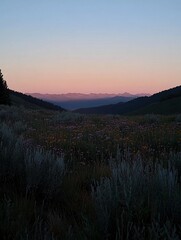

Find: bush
<box><xmin>0</xmin><ymin>121</ymin><xmax>65</xmax><ymax>197</ymax></box>
<box><xmin>52</xmin><ymin>111</ymin><xmax>85</xmax><ymax>124</ymax></box>
<box><xmin>0</xmin><ymin>121</ymin><xmax>66</xmax><ymax>239</ymax></box>
<box><xmin>25</xmin><ymin>148</ymin><xmax>65</xmax><ymax>198</ymax></box>
<box><xmin>0</xmin><ymin>105</ymin><xmax>25</xmax><ymax>122</ymax></box>
<box><xmin>175</xmin><ymin>114</ymin><xmax>181</xmax><ymax>123</ymax></box>
<box><xmin>91</xmin><ymin>151</ymin><xmax>181</xmax><ymax>239</ymax></box>
<box><xmin>144</xmin><ymin>114</ymin><xmax>160</xmax><ymax>124</ymax></box>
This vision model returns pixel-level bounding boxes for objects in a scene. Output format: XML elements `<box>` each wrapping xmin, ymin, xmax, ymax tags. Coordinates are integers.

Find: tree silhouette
<box><xmin>0</xmin><ymin>69</ymin><xmax>11</xmax><ymax>105</ymax></box>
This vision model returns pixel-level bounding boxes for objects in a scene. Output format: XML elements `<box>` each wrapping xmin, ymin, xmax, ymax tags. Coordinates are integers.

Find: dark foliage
<box><xmin>0</xmin><ymin>69</ymin><xmax>11</xmax><ymax>105</ymax></box>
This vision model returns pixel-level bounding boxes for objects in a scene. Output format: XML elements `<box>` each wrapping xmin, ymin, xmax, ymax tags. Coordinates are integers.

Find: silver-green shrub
<box><xmin>0</xmin><ymin>122</ymin><xmax>65</xmax><ymax>199</ymax></box>
<box><xmin>52</xmin><ymin>111</ymin><xmax>85</xmax><ymax>124</ymax></box>
<box><xmin>144</xmin><ymin>114</ymin><xmax>160</xmax><ymax>123</ymax></box>
<box><xmin>13</xmin><ymin>121</ymin><xmax>27</xmax><ymax>134</ymax></box>
<box><xmin>175</xmin><ymin>114</ymin><xmax>181</xmax><ymax>123</ymax></box>
<box><xmin>0</xmin><ymin>119</ymin><xmax>67</xmax><ymax>238</ymax></box>
<box><xmin>0</xmin><ymin>105</ymin><xmax>23</xmax><ymax>121</ymax></box>
<box><xmin>25</xmin><ymin>148</ymin><xmax>65</xmax><ymax>197</ymax></box>
<box><xmin>92</xmin><ymin>150</ymin><xmax>181</xmax><ymax>239</ymax></box>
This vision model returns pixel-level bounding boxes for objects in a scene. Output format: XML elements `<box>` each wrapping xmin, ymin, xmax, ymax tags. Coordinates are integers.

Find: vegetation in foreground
<box><xmin>0</xmin><ymin>105</ymin><xmax>181</xmax><ymax>239</ymax></box>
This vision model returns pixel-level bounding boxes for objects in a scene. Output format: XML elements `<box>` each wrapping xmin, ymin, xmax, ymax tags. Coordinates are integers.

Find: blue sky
<box><xmin>0</xmin><ymin>0</ymin><xmax>181</xmax><ymax>93</ymax></box>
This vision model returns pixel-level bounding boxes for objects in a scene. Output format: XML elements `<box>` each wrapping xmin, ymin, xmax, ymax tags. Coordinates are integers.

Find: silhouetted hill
<box><xmin>131</xmin><ymin>96</ymin><xmax>181</xmax><ymax>115</ymax></box>
<box><xmin>75</xmin><ymin>86</ymin><xmax>181</xmax><ymax>115</ymax></box>
<box><xmin>9</xmin><ymin>90</ymin><xmax>65</xmax><ymax>111</ymax></box>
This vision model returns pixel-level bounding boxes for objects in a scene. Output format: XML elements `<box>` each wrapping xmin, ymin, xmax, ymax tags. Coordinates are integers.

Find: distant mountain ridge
<box><xmin>75</xmin><ymin>86</ymin><xmax>181</xmax><ymax>115</ymax></box>
<box><xmin>27</xmin><ymin>92</ymin><xmax>149</xmax><ymax>110</ymax></box>
<box><xmin>28</xmin><ymin>92</ymin><xmax>150</xmax><ymax>101</ymax></box>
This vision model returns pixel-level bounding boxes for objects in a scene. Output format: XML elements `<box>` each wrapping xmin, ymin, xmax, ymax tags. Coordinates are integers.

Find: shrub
<box><xmin>0</xmin><ymin>105</ymin><xmax>24</xmax><ymax>121</ymax></box>
<box><xmin>144</xmin><ymin>114</ymin><xmax>160</xmax><ymax>124</ymax></box>
<box><xmin>52</xmin><ymin>111</ymin><xmax>85</xmax><ymax>124</ymax></box>
<box><xmin>175</xmin><ymin>114</ymin><xmax>181</xmax><ymax>123</ymax></box>
<box><xmin>92</xmin><ymin>151</ymin><xmax>181</xmax><ymax>239</ymax></box>
<box><xmin>25</xmin><ymin>148</ymin><xmax>65</xmax><ymax>198</ymax></box>
<box><xmin>0</xmin><ymin>121</ymin><xmax>66</xmax><ymax>239</ymax></box>
<box><xmin>0</xmin><ymin>121</ymin><xmax>65</xmax><ymax>196</ymax></box>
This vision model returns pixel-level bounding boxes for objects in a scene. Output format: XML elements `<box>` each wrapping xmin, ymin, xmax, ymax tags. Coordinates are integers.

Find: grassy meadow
<box><xmin>0</xmin><ymin>105</ymin><xmax>181</xmax><ymax>239</ymax></box>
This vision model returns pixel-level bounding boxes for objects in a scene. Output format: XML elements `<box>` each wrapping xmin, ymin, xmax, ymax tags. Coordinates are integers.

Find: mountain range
<box><xmin>7</xmin><ymin>86</ymin><xmax>181</xmax><ymax>115</ymax></box>
<box><xmin>26</xmin><ymin>93</ymin><xmax>150</xmax><ymax>110</ymax></box>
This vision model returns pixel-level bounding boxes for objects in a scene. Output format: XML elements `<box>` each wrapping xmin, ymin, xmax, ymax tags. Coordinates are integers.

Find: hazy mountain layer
<box><xmin>27</xmin><ymin>93</ymin><xmax>149</xmax><ymax>110</ymax></box>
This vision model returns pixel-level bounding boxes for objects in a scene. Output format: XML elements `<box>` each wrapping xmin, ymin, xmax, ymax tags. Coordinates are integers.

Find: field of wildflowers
<box><xmin>0</xmin><ymin>106</ymin><xmax>181</xmax><ymax>239</ymax></box>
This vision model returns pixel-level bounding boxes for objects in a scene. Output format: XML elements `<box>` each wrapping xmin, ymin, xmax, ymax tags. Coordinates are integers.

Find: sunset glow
<box><xmin>1</xmin><ymin>0</ymin><xmax>181</xmax><ymax>94</ymax></box>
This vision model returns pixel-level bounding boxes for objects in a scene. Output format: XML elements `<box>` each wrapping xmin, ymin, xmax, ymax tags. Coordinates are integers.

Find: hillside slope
<box><xmin>131</xmin><ymin>96</ymin><xmax>181</xmax><ymax>115</ymax></box>
<box><xmin>75</xmin><ymin>86</ymin><xmax>181</xmax><ymax>115</ymax></box>
<box><xmin>9</xmin><ymin>90</ymin><xmax>65</xmax><ymax>111</ymax></box>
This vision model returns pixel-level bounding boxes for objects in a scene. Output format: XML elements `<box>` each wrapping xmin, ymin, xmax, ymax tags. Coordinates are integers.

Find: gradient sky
<box><xmin>0</xmin><ymin>0</ymin><xmax>181</xmax><ymax>94</ymax></box>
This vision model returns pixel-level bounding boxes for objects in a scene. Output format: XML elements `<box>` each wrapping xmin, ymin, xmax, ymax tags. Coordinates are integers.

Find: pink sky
<box><xmin>1</xmin><ymin>1</ymin><xmax>181</xmax><ymax>94</ymax></box>
<box><xmin>3</xmin><ymin>54</ymin><xmax>181</xmax><ymax>94</ymax></box>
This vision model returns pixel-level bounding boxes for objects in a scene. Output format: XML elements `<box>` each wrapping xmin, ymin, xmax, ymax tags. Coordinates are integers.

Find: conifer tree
<box><xmin>0</xmin><ymin>69</ymin><xmax>11</xmax><ymax>105</ymax></box>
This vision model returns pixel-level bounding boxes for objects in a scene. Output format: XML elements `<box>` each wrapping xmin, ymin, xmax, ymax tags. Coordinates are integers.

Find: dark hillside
<box><xmin>130</xmin><ymin>96</ymin><xmax>181</xmax><ymax>115</ymax></box>
<box><xmin>75</xmin><ymin>86</ymin><xmax>181</xmax><ymax>115</ymax></box>
<box><xmin>9</xmin><ymin>90</ymin><xmax>65</xmax><ymax>111</ymax></box>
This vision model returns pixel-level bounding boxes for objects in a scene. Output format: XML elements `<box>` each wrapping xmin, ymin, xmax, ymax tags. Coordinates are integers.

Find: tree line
<box><xmin>0</xmin><ymin>69</ymin><xmax>10</xmax><ymax>105</ymax></box>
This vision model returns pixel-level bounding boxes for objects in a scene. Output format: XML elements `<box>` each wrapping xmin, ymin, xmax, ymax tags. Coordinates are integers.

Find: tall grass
<box><xmin>0</xmin><ymin>106</ymin><xmax>181</xmax><ymax>239</ymax></box>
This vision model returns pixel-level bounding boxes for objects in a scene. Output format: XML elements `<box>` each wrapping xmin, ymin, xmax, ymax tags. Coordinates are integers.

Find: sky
<box><xmin>0</xmin><ymin>0</ymin><xmax>181</xmax><ymax>94</ymax></box>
